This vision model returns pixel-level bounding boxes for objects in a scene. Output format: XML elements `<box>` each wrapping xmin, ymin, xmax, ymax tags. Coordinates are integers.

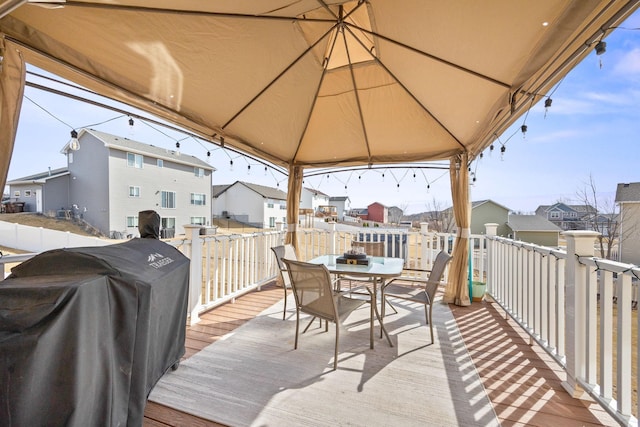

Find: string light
<box><xmin>520</xmin><ymin>124</ymin><xmax>527</xmax><ymax>138</ymax></box>
<box><xmin>544</xmin><ymin>98</ymin><xmax>553</xmax><ymax>118</ymax></box>
<box><xmin>69</xmin><ymin>129</ymin><xmax>80</xmax><ymax>151</ymax></box>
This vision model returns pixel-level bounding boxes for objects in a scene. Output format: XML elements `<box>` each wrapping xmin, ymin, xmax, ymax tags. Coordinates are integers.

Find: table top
<box><xmin>308</xmin><ymin>255</ymin><xmax>404</xmax><ymax>278</ymax></box>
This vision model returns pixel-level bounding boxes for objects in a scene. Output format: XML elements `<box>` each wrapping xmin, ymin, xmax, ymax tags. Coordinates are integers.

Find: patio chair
<box><xmin>271</xmin><ymin>244</ymin><xmax>297</xmax><ymax>320</ymax></box>
<box><xmin>283</xmin><ymin>258</ymin><xmax>373</xmax><ymax>370</ymax></box>
<box><xmin>381</xmin><ymin>251</ymin><xmax>451</xmax><ymax>344</ymax></box>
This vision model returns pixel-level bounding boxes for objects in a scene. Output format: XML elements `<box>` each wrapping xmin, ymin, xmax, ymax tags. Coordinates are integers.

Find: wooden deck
<box><xmin>143</xmin><ymin>282</ymin><xmax>618</xmax><ymax>427</ymax></box>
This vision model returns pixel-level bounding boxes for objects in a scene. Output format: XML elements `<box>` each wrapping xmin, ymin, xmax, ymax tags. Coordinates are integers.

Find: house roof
<box><xmin>508</xmin><ymin>215</ymin><xmax>562</xmax><ymax>232</ymax></box>
<box><xmin>472</xmin><ymin>199</ymin><xmax>511</xmax><ymax>212</ymax></box>
<box><xmin>330</xmin><ymin>196</ymin><xmax>350</xmax><ymax>202</ymax></box>
<box><xmin>213</xmin><ymin>181</ymin><xmax>287</xmax><ymax>201</ymax></box>
<box><xmin>7</xmin><ymin>167</ymin><xmax>69</xmax><ymax>184</ymax></box>
<box><xmin>538</xmin><ymin>203</ymin><xmax>596</xmax><ymax>214</ymax></box>
<box><xmin>71</xmin><ymin>129</ymin><xmax>214</xmax><ymax>170</ymax></box>
<box><xmin>615</xmin><ymin>182</ymin><xmax>640</xmax><ymax>203</ymax></box>
<box><xmin>304</xmin><ymin>187</ymin><xmax>329</xmax><ymax>197</ymax></box>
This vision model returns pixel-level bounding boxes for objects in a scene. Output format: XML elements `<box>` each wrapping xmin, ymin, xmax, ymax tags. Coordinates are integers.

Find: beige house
<box><xmin>507</xmin><ymin>215</ymin><xmax>562</xmax><ymax>247</ymax></box>
<box><xmin>615</xmin><ymin>182</ymin><xmax>640</xmax><ymax>265</ymax></box>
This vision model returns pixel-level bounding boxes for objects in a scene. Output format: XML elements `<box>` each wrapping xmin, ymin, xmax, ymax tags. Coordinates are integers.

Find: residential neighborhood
<box><xmin>1</xmin><ymin>129</ymin><xmax>638</xmax><ymax>262</ymax></box>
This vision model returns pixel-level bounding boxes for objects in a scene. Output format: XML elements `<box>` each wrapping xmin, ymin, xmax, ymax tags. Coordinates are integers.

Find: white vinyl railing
<box><xmin>486</xmin><ymin>229</ymin><xmax>639</xmax><ymax>426</ymax></box>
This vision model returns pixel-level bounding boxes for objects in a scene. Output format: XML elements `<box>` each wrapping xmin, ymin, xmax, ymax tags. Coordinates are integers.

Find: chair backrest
<box><xmin>425</xmin><ymin>251</ymin><xmax>452</xmax><ymax>302</ymax></box>
<box><xmin>271</xmin><ymin>244</ymin><xmax>297</xmax><ymax>286</ymax></box>
<box><xmin>282</xmin><ymin>258</ymin><xmax>337</xmax><ymax>322</ymax></box>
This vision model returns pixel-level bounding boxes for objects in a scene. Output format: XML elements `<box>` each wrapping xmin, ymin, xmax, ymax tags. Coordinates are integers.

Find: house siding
<box><xmin>43</xmin><ymin>175</ymin><xmax>70</xmax><ymax>214</ymax></box>
<box><xmin>513</xmin><ymin>231</ymin><xmax>559</xmax><ymax>247</ymax></box>
<box><xmin>367</xmin><ymin>202</ymin><xmax>387</xmax><ymax>223</ymax></box>
<box><xmin>471</xmin><ymin>202</ymin><xmax>509</xmax><ymax>236</ymax></box>
<box><xmin>68</xmin><ymin>132</ymin><xmax>111</xmax><ymax>233</ymax></box>
<box><xmin>619</xmin><ymin>202</ymin><xmax>640</xmax><ymax>265</ymax></box>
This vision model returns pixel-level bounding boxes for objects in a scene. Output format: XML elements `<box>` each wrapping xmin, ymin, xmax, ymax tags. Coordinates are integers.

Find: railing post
<box><xmin>328</xmin><ymin>221</ymin><xmax>337</xmax><ymax>254</ymax></box>
<box><xmin>485</xmin><ymin>223</ymin><xmax>498</xmax><ymax>300</ymax></box>
<box><xmin>420</xmin><ymin>222</ymin><xmax>429</xmax><ymax>269</ymax></box>
<box><xmin>184</xmin><ymin>225</ymin><xmax>203</xmax><ymax>326</ymax></box>
<box><xmin>562</xmin><ymin>230</ymin><xmax>599</xmax><ymax>398</ymax></box>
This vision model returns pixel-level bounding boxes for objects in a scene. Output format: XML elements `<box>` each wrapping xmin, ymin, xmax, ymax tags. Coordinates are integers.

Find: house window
<box><xmin>269</xmin><ymin>217</ymin><xmax>276</xmax><ymax>227</ymax></box>
<box><xmin>191</xmin><ymin>216</ymin><xmax>206</xmax><ymax>225</ymax></box>
<box><xmin>129</xmin><ymin>186</ymin><xmax>140</xmax><ymax>197</ymax></box>
<box><xmin>280</xmin><ymin>204</ymin><xmax>286</xmax><ymax>210</ymax></box>
<box><xmin>157</xmin><ymin>159</ymin><xmax>163</xmax><ymax>168</ymax></box>
<box><xmin>13</xmin><ymin>190</ymin><xmax>20</xmax><ymax>197</ymax></box>
<box><xmin>194</xmin><ymin>167</ymin><xmax>204</xmax><ymax>177</ymax></box>
<box><xmin>161</xmin><ymin>191</ymin><xmax>176</xmax><ymax>208</ymax></box>
<box><xmin>127</xmin><ymin>152</ymin><xmax>143</xmax><ymax>168</ymax></box>
<box><xmin>267</xmin><ymin>202</ymin><xmax>274</xmax><ymax>208</ymax></box>
<box><xmin>127</xmin><ymin>216</ymin><xmax>138</xmax><ymax>227</ymax></box>
<box><xmin>550</xmin><ymin>212</ymin><xmax>560</xmax><ymax>219</ymax></box>
<box><xmin>191</xmin><ymin>193</ymin><xmax>206</xmax><ymax>206</ymax></box>
<box><xmin>24</xmin><ymin>190</ymin><xmax>32</xmax><ymax>197</ymax></box>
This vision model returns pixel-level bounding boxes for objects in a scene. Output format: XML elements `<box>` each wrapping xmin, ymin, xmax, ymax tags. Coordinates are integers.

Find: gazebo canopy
<box><xmin>1</xmin><ymin>0</ymin><xmax>637</xmax><ymax>172</ymax></box>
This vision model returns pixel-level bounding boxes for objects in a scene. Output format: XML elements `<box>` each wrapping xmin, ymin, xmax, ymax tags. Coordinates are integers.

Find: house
<box><xmin>6</xmin><ymin>167</ymin><xmax>70</xmax><ymax>214</ymax></box>
<box><xmin>388</xmin><ymin>206</ymin><xmax>404</xmax><ymax>224</ymax></box>
<box><xmin>443</xmin><ymin>199</ymin><xmax>511</xmax><ymax>236</ymax></box>
<box><xmin>535</xmin><ymin>202</ymin><xmax>596</xmax><ymax>231</ymax></box>
<box><xmin>367</xmin><ymin>202</ymin><xmax>388</xmax><ymax>223</ymax></box>
<box><xmin>300</xmin><ymin>188</ymin><xmax>330</xmax><ymax>214</ymax></box>
<box><xmin>329</xmin><ymin>196</ymin><xmax>351</xmax><ymax>221</ymax></box>
<box><xmin>212</xmin><ymin>181</ymin><xmax>287</xmax><ymax>228</ymax></box>
<box><xmin>507</xmin><ymin>214</ymin><xmax>562</xmax><ymax>247</ymax></box>
<box><xmin>615</xmin><ymin>182</ymin><xmax>640</xmax><ymax>265</ymax></box>
<box><xmin>469</xmin><ymin>200</ymin><xmax>511</xmax><ymax>236</ymax></box>
<box><xmin>52</xmin><ymin>128</ymin><xmax>214</xmax><ymax>237</ymax></box>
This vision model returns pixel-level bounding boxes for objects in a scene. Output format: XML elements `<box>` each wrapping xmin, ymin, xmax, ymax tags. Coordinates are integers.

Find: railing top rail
<box><xmin>489</xmin><ymin>235</ymin><xmax>568</xmax><ymax>259</ymax></box>
<box><xmin>577</xmin><ymin>255</ymin><xmax>639</xmax><ymax>276</ymax></box>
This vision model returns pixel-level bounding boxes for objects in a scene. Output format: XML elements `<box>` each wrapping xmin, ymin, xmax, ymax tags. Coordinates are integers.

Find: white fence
<box><xmin>0</xmin><ymin>220</ymin><xmax>113</xmax><ymax>252</ymax></box>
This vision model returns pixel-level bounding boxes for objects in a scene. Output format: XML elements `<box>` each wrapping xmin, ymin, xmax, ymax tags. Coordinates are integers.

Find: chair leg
<box><xmin>294</xmin><ymin>310</ymin><xmax>300</xmax><ymax>349</ymax></box>
<box><xmin>303</xmin><ymin>316</ymin><xmax>318</xmax><ymax>333</ymax></box>
<box><xmin>282</xmin><ymin>287</ymin><xmax>287</xmax><ymax>320</ymax></box>
<box><xmin>427</xmin><ymin>305</ymin><xmax>434</xmax><ymax>344</ymax></box>
<box><xmin>333</xmin><ymin>322</ymin><xmax>339</xmax><ymax>370</ymax></box>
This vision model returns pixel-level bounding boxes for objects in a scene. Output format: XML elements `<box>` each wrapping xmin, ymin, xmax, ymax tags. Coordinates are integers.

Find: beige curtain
<box><xmin>0</xmin><ymin>37</ymin><xmax>25</xmax><ymax>191</ymax></box>
<box><xmin>443</xmin><ymin>152</ymin><xmax>471</xmax><ymax>306</ymax></box>
<box><xmin>285</xmin><ymin>164</ymin><xmax>303</xmax><ymax>254</ymax></box>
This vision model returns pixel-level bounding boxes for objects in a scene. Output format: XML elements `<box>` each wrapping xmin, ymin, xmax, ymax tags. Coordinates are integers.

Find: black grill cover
<box><xmin>0</xmin><ymin>238</ymin><xmax>190</xmax><ymax>427</ymax></box>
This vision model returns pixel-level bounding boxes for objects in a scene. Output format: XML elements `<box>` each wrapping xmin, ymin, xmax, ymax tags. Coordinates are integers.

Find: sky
<box><xmin>6</xmin><ymin>10</ymin><xmax>640</xmax><ymax>216</ymax></box>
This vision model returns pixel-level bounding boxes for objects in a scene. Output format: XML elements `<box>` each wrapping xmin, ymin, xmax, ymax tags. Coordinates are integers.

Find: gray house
<box><xmin>7</xmin><ymin>167</ymin><xmax>70</xmax><ymax>214</ymax></box>
<box><xmin>615</xmin><ymin>182</ymin><xmax>640</xmax><ymax>265</ymax></box>
<box><xmin>212</xmin><ymin>181</ymin><xmax>287</xmax><ymax>228</ymax></box>
<box><xmin>55</xmin><ymin>128</ymin><xmax>214</xmax><ymax>237</ymax></box>
<box><xmin>535</xmin><ymin>202</ymin><xmax>596</xmax><ymax>231</ymax></box>
<box><xmin>507</xmin><ymin>214</ymin><xmax>562</xmax><ymax>247</ymax></box>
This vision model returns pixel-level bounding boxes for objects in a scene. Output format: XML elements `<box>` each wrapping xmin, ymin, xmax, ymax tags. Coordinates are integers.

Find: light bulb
<box><xmin>69</xmin><ymin>130</ymin><xmax>80</xmax><ymax>151</ymax></box>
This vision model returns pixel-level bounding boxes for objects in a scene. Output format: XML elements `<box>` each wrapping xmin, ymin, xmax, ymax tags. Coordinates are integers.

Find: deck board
<box><xmin>144</xmin><ymin>283</ymin><xmax>618</xmax><ymax>426</ymax></box>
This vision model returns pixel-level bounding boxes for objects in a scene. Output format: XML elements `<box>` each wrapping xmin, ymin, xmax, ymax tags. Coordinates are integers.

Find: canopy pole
<box><xmin>285</xmin><ymin>164</ymin><xmax>303</xmax><ymax>255</ymax></box>
<box><xmin>443</xmin><ymin>152</ymin><xmax>471</xmax><ymax>306</ymax></box>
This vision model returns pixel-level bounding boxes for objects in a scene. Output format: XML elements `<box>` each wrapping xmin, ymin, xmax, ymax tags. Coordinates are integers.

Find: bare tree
<box><xmin>576</xmin><ymin>174</ymin><xmax>624</xmax><ymax>260</ymax></box>
<box><xmin>425</xmin><ymin>198</ymin><xmax>456</xmax><ymax>233</ymax></box>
